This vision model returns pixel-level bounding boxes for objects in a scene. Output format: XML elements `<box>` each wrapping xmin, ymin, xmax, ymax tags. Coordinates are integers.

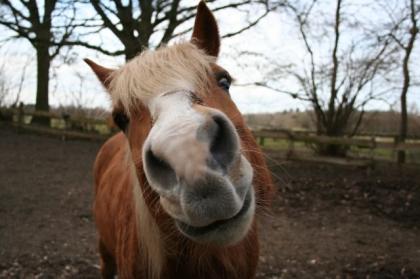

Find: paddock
<box><xmin>0</xmin><ymin>126</ymin><xmax>419</xmax><ymax>278</ymax></box>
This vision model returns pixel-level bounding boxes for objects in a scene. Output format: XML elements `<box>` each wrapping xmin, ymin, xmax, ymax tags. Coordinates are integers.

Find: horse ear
<box><xmin>191</xmin><ymin>1</ymin><xmax>220</xmax><ymax>57</ymax></box>
<box><xmin>84</xmin><ymin>58</ymin><xmax>114</xmax><ymax>89</ymax></box>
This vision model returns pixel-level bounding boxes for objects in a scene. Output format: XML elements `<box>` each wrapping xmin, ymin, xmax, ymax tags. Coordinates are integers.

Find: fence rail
<box><xmin>1</xmin><ymin>107</ymin><xmax>419</xmax><ymax>165</ymax></box>
<box><xmin>253</xmin><ymin>129</ymin><xmax>420</xmax><ymax>166</ymax></box>
<box><xmin>0</xmin><ymin>107</ymin><xmax>112</xmax><ymax>141</ymax></box>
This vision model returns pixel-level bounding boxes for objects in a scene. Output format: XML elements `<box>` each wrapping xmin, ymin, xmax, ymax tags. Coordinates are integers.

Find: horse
<box><xmin>85</xmin><ymin>2</ymin><xmax>274</xmax><ymax>278</ymax></box>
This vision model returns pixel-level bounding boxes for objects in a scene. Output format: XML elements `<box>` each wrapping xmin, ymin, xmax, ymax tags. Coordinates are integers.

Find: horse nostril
<box><xmin>209</xmin><ymin>115</ymin><xmax>238</xmax><ymax>171</ymax></box>
<box><xmin>144</xmin><ymin>148</ymin><xmax>177</xmax><ymax>189</ymax></box>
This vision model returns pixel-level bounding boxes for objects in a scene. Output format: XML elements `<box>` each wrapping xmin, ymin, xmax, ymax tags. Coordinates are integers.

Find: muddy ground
<box><xmin>0</xmin><ymin>126</ymin><xmax>419</xmax><ymax>278</ymax></box>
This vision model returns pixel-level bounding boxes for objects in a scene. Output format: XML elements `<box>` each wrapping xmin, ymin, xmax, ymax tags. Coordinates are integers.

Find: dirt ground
<box><xmin>0</xmin><ymin>126</ymin><xmax>419</xmax><ymax>279</ymax></box>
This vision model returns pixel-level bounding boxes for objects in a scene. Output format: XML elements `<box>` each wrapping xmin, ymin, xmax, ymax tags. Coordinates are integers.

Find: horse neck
<box><xmin>160</xmin><ymin>223</ymin><xmax>259</xmax><ymax>279</ymax></box>
<box><xmin>133</xmin><ymin>170</ymin><xmax>260</xmax><ymax>278</ymax></box>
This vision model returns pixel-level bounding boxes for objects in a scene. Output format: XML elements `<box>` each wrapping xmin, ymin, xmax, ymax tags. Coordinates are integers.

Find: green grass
<box><xmin>258</xmin><ymin>137</ymin><xmax>311</xmax><ymax>151</ymax></box>
<box><xmin>256</xmin><ymin>136</ymin><xmax>420</xmax><ymax>164</ymax></box>
<box><xmin>17</xmin><ymin>116</ymin><xmax>113</xmax><ymax>136</ymax></box>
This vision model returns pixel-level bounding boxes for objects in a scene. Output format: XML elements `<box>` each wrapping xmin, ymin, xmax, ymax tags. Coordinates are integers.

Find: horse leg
<box><xmin>98</xmin><ymin>239</ymin><xmax>117</xmax><ymax>279</ymax></box>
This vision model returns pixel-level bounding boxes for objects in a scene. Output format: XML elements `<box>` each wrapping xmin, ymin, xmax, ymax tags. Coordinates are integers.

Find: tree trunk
<box><xmin>32</xmin><ymin>45</ymin><xmax>51</xmax><ymax>125</ymax></box>
<box><xmin>124</xmin><ymin>44</ymin><xmax>143</xmax><ymax>61</ymax></box>
<box><xmin>314</xmin><ymin>111</ymin><xmax>348</xmax><ymax>157</ymax></box>
<box><xmin>318</xmin><ymin>127</ymin><xmax>348</xmax><ymax>157</ymax></box>
<box><xmin>398</xmin><ymin>90</ymin><xmax>408</xmax><ymax>164</ymax></box>
<box><xmin>397</xmin><ymin>0</ymin><xmax>418</xmax><ymax>164</ymax></box>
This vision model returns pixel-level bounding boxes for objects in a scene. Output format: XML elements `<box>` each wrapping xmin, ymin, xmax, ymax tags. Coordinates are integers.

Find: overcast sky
<box><xmin>0</xmin><ymin>0</ymin><xmax>419</xmax><ymax>114</ymax></box>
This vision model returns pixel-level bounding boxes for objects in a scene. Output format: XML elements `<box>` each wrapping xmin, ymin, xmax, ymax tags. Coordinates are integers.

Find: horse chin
<box><xmin>174</xmin><ymin>188</ymin><xmax>255</xmax><ymax>246</ymax></box>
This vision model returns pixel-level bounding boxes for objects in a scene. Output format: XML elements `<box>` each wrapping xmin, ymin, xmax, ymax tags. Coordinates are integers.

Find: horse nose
<box><xmin>206</xmin><ymin>114</ymin><xmax>239</xmax><ymax>172</ymax></box>
<box><xmin>144</xmin><ymin>148</ymin><xmax>177</xmax><ymax>190</ymax></box>
<box><xmin>143</xmin><ymin>111</ymin><xmax>239</xmax><ymax>190</ymax></box>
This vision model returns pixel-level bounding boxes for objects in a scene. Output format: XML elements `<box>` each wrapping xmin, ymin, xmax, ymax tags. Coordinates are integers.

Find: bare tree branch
<box><xmin>86</xmin><ymin>0</ymin><xmax>282</xmax><ymax>60</ymax></box>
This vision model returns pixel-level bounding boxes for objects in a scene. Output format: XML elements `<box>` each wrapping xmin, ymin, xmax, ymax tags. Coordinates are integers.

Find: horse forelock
<box><xmin>109</xmin><ymin>42</ymin><xmax>215</xmax><ymax>115</ymax></box>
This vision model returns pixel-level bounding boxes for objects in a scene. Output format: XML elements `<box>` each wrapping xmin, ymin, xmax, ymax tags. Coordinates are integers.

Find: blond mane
<box><xmin>109</xmin><ymin>42</ymin><xmax>215</xmax><ymax>114</ymax></box>
<box><xmin>128</xmin><ymin>149</ymin><xmax>164</xmax><ymax>279</ymax></box>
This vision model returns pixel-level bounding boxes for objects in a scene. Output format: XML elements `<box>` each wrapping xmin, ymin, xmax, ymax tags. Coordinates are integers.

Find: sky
<box><xmin>0</xmin><ymin>0</ymin><xmax>419</xmax><ymax>114</ymax></box>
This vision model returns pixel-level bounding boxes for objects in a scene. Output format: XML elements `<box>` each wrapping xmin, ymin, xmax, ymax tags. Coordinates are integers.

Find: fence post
<box><xmin>286</xmin><ymin>134</ymin><xmax>295</xmax><ymax>160</ymax></box>
<box><xmin>368</xmin><ymin>136</ymin><xmax>376</xmax><ymax>171</ymax></box>
<box><xmin>259</xmin><ymin>136</ymin><xmax>265</xmax><ymax>146</ymax></box>
<box><xmin>393</xmin><ymin>136</ymin><xmax>399</xmax><ymax>163</ymax></box>
<box><xmin>62</xmin><ymin>113</ymin><xmax>70</xmax><ymax>141</ymax></box>
<box><xmin>17</xmin><ymin>102</ymin><xmax>24</xmax><ymax>131</ymax></box>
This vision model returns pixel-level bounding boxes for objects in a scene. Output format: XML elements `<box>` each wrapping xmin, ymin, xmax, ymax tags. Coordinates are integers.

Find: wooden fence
<box><xmin>0</xmin><ymin>106</ymin><xmax>112</xmax><ymax>141</ymax></box>
<box><xmin>1</xmin><ymin>107</ymin><xmax>419</xmax><ymax>166</ymax></box>
<box><xmin>253</xmin><ymin>129</ymin><xmax>420</xmax><ymax>166</ymax></box>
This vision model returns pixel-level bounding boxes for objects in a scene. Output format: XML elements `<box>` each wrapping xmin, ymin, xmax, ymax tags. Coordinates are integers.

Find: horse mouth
<box><xmin>175</xmin><ymin>189</ymin><xmax>253</xmax><ymax>243</ymax></box>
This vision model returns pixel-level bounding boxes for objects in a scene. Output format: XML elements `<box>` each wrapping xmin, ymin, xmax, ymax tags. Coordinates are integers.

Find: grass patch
<box><xmin>257</xmin><ymin>136</ymin><xmax>420</xmax><ymax>164</ymax></box>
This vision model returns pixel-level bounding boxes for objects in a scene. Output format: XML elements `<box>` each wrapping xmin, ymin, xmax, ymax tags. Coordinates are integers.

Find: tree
<box><xmin>0</xmin><ymin>62</ymin><xmax>10</xmax><ymax>108</ymax></box>
<box><xmin>0</xmin><ymin>0</ymin><xmax>84</xmax><ymax>122</ymax></box>
<box><xmin>86</xmin><ymin>0</ymin><xmax>282</xmax><ymax>60</ymax></box>
<box><xmin>382</xmin><ymin>0</ymin><xmax>419</xmax><ymax>163</ymax></box>
<box><xmin>255</xmin><ymin>0</ymin><xmax>396</xmax><ymax>156</ymax></box>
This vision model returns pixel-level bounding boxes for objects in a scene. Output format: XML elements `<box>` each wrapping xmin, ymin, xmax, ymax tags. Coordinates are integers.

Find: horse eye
<box><xmin>112</xmin><ymin>111</ymin><xmax>129</xmax><ymax>132</ymax></box>
<box><xmin>218</xmin><ymin>77</ymin><xmax>231</xmax><ymax>92</ymax></box>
